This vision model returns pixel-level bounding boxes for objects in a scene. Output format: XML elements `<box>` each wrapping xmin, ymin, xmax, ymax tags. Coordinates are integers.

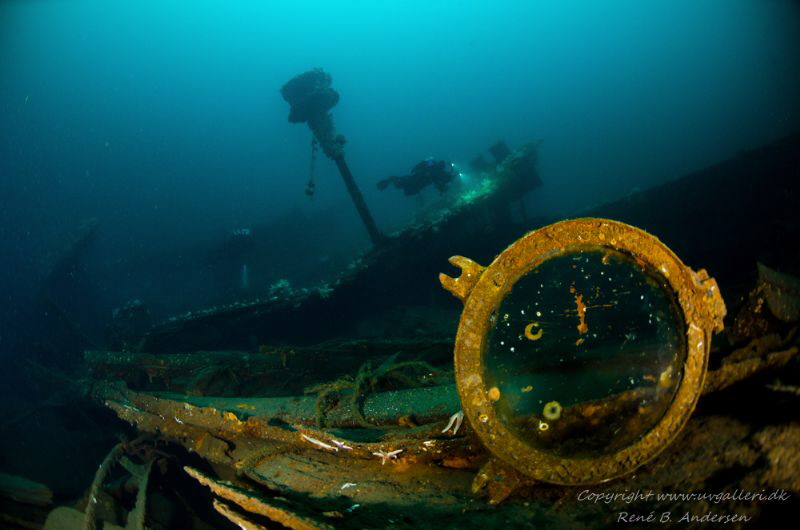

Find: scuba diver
<box><xmin>377</xmin><ymin>157</ymin><xmax>457</xmax><ymax>196</ymax></box>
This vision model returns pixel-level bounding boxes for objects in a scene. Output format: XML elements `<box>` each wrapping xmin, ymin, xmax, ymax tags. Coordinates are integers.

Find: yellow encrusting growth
<box><xmin>543</xmin><ymin>401</ymin><xmax>562</xmax><ymax>420</ymax></box>
<box><xmin>524</xmin><ymin>322</ymin><xmax>543</xmax><ymax>340</ymax></box>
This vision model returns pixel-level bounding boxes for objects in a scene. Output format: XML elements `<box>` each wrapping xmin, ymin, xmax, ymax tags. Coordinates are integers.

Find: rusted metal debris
<box><xmin>85</xmin><ymin>338</ymin><xmax>452</xmax><ymax>399</ymax></box>
<box><xmin>74</xmin><ymin>210</ymin><xmax>800</xmax><ymax>526</ymax></box>
<box><xmin>187</xmin><ymin>466</ymin><xmax>333</xmax><ymax>530</ymax></box>
<box><xmin>757</xmin><ymin>263</ymin><xmax>800</xmax><ymax>322</ymax></box>
<box><xmin>703</xmin><ymin>331</ymin><xmax>798</xmax><ymax>395</ymax></box>
<box><xmin>729</xmin><ymin>264</ymin><xmax>800</xmax><ymax>344</ymax></box>
<box><xmin>66</xmin><ymin>266</ymin><xmax>799</xmax><ymax>526</ymax></box>
<box><xmin>0</xmin><ymin>472</ymin><xmax>53</xmax><ymax>507</ymax></box>
<box><xmin>88</xmin><ymin>319</ymin><xmax>798</xmax><ymax>512</ymax></box>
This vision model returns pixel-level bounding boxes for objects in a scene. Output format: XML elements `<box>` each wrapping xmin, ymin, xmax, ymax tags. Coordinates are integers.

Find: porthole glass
<box><xmin>484</xmin><ymin>246</ymin><xmax>685</xmax><ymax>458</ymax></box>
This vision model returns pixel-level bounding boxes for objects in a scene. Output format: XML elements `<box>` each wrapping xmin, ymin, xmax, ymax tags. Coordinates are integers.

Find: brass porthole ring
<box><xmin>440</xmin><ymin>218</ymin><xmax>726</xmax><ymax>485</ymax></box>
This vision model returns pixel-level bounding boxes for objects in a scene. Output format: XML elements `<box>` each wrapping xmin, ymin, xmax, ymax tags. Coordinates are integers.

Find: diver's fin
<box><xmin>376</xmin><ymin>177</ymin><xmax>394</xmax><ymax>191</ymax></box>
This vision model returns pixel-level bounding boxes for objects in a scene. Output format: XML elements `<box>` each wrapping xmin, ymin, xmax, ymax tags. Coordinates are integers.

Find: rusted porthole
<box><xmin>440</xmin><ymin>218</ymin><xmax>726</xmax><ymax>485</ymax></box>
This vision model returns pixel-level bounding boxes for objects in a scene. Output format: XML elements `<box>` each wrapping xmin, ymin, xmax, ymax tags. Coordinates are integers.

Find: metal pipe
<box><xmin>281</xmin><ymin>69</ymin><xmax>383</xmax><ymax>246</ymax></box>
<box><xmin>332</xmin><ymin>153</ymin><xmax>383</xmax><ymax>245</ymax></box>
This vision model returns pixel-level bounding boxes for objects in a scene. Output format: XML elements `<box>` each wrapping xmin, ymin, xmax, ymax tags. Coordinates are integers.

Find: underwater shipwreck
<box><xmin>2</xmin><ymin>71</ymin><xmax>800</xmax><ymax>529</ymax></box>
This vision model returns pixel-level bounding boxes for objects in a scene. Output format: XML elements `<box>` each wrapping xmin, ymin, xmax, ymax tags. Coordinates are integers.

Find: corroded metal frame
<box><xmin>441</xmin><ymin>218</ymin><xmax>726</xmax><ymax>485</ymax></box>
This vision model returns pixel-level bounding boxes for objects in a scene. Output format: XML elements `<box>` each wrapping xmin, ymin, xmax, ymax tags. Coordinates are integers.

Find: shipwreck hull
<box><xmin>38</xmin><ymin>133</ymin><xmax>797</xmax><ymax>529</ymax></box>
<box><xmin>137</xmin><ymin>134</ymin><xmax>800</xmax><ymax>354</ymax></box>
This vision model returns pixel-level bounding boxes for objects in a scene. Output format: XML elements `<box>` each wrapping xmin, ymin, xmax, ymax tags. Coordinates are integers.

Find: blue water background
<box><xmin>1</xmin><ymin>0</ymin><xmax>799</xmax><ymax>355</ymax></box>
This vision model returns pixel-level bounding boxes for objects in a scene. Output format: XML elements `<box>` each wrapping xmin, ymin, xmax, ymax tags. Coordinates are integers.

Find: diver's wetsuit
<box><xmin>377</xmin><ymin>159</ymin><xmax>456</xmax><ymax>196</ymax></box>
